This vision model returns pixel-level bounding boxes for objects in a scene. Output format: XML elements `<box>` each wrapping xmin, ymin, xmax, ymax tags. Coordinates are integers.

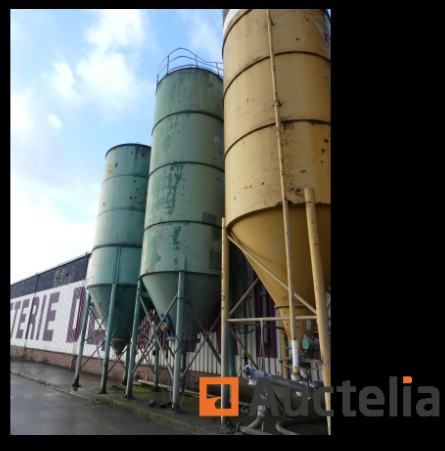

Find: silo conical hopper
<box><xmin>140</xmin><ymin>65</ymin><xmax>224</xmax><ymax>356</ymax></box>
<box><xmin>88</xmin><ymin>144</ymin><xmax>152</xmax><ymax>354</ymax></box>
<box><xmin>223</xmin><ymin>10</ymin><xmax>331</xmax><ymax>359</ymax></box>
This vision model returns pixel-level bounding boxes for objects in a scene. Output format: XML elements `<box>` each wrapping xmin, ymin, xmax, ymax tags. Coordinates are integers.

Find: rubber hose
<box><xmin>238</xmin><ymin>425</ymin><xmax>272</xmax><ymax>435</ymax></box>
<box><xmin>276</xmin><ymin>416</ymin><xmax>325</xmax><ymax>435</ymax></box>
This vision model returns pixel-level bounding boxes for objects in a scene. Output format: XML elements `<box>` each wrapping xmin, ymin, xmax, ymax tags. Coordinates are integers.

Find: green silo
<box><xmin>88</xmin><ymin>144</ymin><xmax>152</xmax><ymax>355</ymax></box>
<box><xmin>140</xmin><ymin>67</ymin><xmax>224</xmax><ymax>355</ymax></box>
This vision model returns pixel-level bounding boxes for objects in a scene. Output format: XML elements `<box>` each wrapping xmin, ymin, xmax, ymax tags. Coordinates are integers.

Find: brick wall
<box><xmin>10</xmin><ymin>344</ymin><xmax>220</xmax><ymax>393</ymax></box>
<box><xmin>10</xmin><ymin>345</ymin><xmax>301</xmax><ymax>403</ymax></box>
<box><xmin>11</xmin><ymin>345</ymin><xmax>124</xmax><ymax>381</ymax></box>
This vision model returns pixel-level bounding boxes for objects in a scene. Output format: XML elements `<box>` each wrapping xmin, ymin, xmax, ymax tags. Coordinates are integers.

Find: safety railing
<box><xmin>157</xmin><ymin>48</ymin><xmax>223</xmax><ymax>86</ymax></box>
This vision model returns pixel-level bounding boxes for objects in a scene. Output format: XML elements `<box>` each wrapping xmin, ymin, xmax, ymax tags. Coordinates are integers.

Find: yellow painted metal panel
<box><xmin>224</xmin><ymin>54</ymin><xmax>331</xmax><ymax>153</ymax></box>
<box><xmin>225</xmin><ymin>122</ymin><xmax>330</xmax><ymax>225</ymax></box>
<box><xmin>223</xmin><ymin>9</ymin><xmax>250</xmax><ymax>42</ymax></box>
<box><xmin>231</xmin><ymin>206</ymin><xmax>330</xmax><ymax>346</ymax></box>
<box><xmin>223</xmin><ymin>9</ymin><xmax>330</xmax><ymax>91</ymax></box>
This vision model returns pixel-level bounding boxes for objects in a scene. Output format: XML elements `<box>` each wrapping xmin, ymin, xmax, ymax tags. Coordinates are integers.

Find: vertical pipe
<box><xmin>260</xmin><ymin>286</ymin><xmax>269</xmax><ymax>343</ymax></box>
<box><xmin>241</xmin><ymin>256</ymin><xmax>248</xmax><ymax>361</ymax></box>
<box><xmin>122</xmin><ymin>345</ymin><xmax>130</xmax><ymax>386</ymax></box>
<box><xmin>280</xmin><ymin>330</ymin><xmax>289</xmax><ymax>380</ymax></box>
<box><xmin>266</xmin><ymin>9</ymin><xmax>299</xmax><ymax>377</ymax></box>
<box><xmin>72</xmin><ymin>292</ymin><xmax>92</xmax><ymax>387</ymax></box>
<box><xmin>99</xmin><ymin>283</ymin><xmax>117</xmax><ymax>394</ymax></box>
<box><xmin>153</xmin><ymin>340</ymin><xmax>159</xmax><ymax>391</ymax></box>
<box><xmin>125</xmin><ymin>279</ymin><xmax>142</xmax><ymax>400</ymax></box>
<box><xmin>172</xmin><ymin>270</ymin><xmax>185</xmax><ymax>412</ymax></box>
<box><xmin>229</xmin><ymin>332</ymin><xmax>236</xmax><ymax>376</ymax></box>
<box><xmin>229</xmin><ymin>276</ymin><xmax>236</xmax><ymax>377</ymax></box>
<box><xmin>304</xmin><ymin>188</ymin><xmax>331</xmax><ymax>435</ymax></box>
<box><xmin>181</xmin><ymin>353</ymin><xmax>187</xmax><ymax>393</ymax></box>
<box><xmin>221</xmin><ymin>217</ymin><xmax>230</xmax><ymax>427</ymax></box>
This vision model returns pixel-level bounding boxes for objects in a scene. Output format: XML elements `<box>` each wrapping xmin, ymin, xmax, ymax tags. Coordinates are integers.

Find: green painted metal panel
<box><xmin>140</xmin><ymin>272</ymin><xmax>221</xmax><ymax>345</ymax></box>
<box><xmin>140</xmin><ymin>222</ymin><xmax>221</xmax><ymax>275</ymax></box>
<box><xmin>88</xmin><ymin>144</ymin><xmax>152</xmax><ymax>353</ymax></box>
<box><xmin>153</xmin><ymin>68</ymin><xmax>223</xmax><ymax>126</ymax></box>
<box><xmin>145</xmin><ymin>164</ymin><xmax>224</xmax><ymax>227</ymax></box>
<box><xmin>141</xmin><ymin>68</ymin><xmax>224</xmax><ymax>352</ymax></box>
<box><xmin>150</xmin><ymin>114</ymin><xmax>224</xmax><ymax>172</ymax></box>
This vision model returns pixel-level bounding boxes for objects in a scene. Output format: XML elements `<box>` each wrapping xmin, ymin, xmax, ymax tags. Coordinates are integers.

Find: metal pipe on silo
<box><xmin>266</xmin><ymin>8</ymin><xmax>299</xmax><ymax>378</ymax></box>
<box><xmin>305</xmin><ymin>187</ymin><xmax>331</xmax><ymax>435</ymax></box>
<box><xmin>221</xmin><ymin>217</ymin><xmax>230</xmax><ymax>427</ymax></box>
<box><xmin>125</xmin><ymin>279</ymin><xmax>142</xmax><ymax>399</ymax></box>
<box><xmin>153</xmin><ymin>342</ymin><xmax>160</xmax><ymax>390</ymax></box>
<box><xmin>172</xmin><ymin>267</ymin><xmax>185</xmax><ymax>412</ymax></box>
<box><xmin>99</xmin><ymin>280</ymin><xmax>118</xmax><ymax>393</ymax></box>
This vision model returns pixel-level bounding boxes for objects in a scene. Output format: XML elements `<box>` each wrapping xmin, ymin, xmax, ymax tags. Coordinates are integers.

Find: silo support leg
<box><xmin>122</xmin><ymin>345</ymin><xmax>130</xmax><ymax>386</ymax></box>
<box><xmin>229</xmin><ymin>327</ymin><xmax>236</xmax><ymax>377</ymax></box>
<box><xmin>153</xmin><ymin>341</ymin><xmax>159</xmax><ymax>391</ymax></box>
<box><xmin>221</xmin><ymin>218</ymin><xmax>231</xmax><ymax>428</ymax></box>
<box><xmin>125</xmin><ymin>279</ymin><xmax>142</xmax><ymax>400</ymax></box>
<box><xmin>99</xmin><ymin>283</ymin><xmax>117</xmax><ymax>394</ymax></box>
<box><xmin>304</xmin><ymin>188</ymin><xmax>331</xmax><ymax>435</ymax></box>
<box><xmin>172</xmin><ymin>270</ymin><xmax>185</xmax><ymax>413</ymax></box>
<box><xmin>72</xmin><ymin>293</ymin><xmax>92</xmax><ymax>387</ymax></box>
<box><xmin>181</xmin><ymin>354</ymin><xmax>187</xmax><ymax>393</ymax></box>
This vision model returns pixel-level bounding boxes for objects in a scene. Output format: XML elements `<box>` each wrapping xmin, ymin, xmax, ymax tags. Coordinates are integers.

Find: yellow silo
<box><xmin>222</xmin><ymin>9</ymin><xmax>331</xmax><ymax>373</ymax></box>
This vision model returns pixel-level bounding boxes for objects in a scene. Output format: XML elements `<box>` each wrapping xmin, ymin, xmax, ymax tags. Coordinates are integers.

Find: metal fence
<box><xmin>157</xmin><ymin>48</ymin><xmax>223</xmax><ymax>86</ymax></box>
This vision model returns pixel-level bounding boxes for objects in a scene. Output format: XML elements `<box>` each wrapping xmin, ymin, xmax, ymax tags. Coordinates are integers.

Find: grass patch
<box><xmin>92</xmin><ymin>385</ymin><xmax>154</xmax><ymax>394</ymax></box>
<box><xmin>131</xmin><ymin>385</ymin><xmax>154</xmax><ymax>393</ymax></box>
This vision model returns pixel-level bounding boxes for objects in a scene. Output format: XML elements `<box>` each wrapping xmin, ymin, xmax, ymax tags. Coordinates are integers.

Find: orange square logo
<box><xmin>199</xmin><ymin>377</ymin><xmax>239</xmax><ymax>416</ymax></box>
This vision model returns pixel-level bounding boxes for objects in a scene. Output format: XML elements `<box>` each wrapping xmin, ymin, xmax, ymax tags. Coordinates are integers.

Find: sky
<box><xmin>10</xmin><ymin>9</ymin><xmax>330</xmax><ymax>283</ymax></box>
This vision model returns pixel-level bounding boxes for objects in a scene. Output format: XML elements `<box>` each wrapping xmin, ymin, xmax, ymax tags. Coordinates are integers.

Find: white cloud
<box><xmin>45</xmin><ymin>9</ymin><xmax>156</xmax><ymax>120</ymax></box>
<box><xmin>48</xmin><ymin>114</ymin><xmax>61</xmax><ymax>129</ymax></box>
<box><xmin>10</xmin><ymin>11</ymin><xmax>157</xmax><ymax>284</ymax></box>
<box><xmin>77</xmin><ymin>50</ymin><xmax>153</xmax><ymax>120</ymax></box>
<box><xmin>10</xmin><ymin>89</ymin><xmax>61</xmax><ymax>164</ymax></box>
<box><xmin>10</xmin><ymin>189</ymin><xmax>95</xmax><ymax>283</ymax></box>
<box><xmin>177</xmin><ymin>9</ymin><xmax>223</xmax><ymax>63</ymax></box>
<box><xmin>10</xmin><ymin>89</ymin><xmax>97</xmax><ymax>283</ymax></box>
<box><xmin>10</xmin><ymin>87</ymin><xmax>94</xmax><ymax>215</ymax></box>
<box><xmin>10</xmin><ymin>90</ymin><xmax>35</xmax><ymax>141</ymax></box>
<box><xmin>85</xmin><ymin>9</ymin><xmax>147</xmax><ymax>52</ymax></box>
<box><xmin>87</xmin><ymin>183</ymin><xmax>101</xmax><ymax>216</ymax></box>
<box><xmin>48</xmin><ymin>61</ymin><xmax>83</xmax><ymax>106</ymax></box>
<box><xmin>87</xmin><ymin>201</ymin><xmax>99</xmax><ymax>216</ymax></box>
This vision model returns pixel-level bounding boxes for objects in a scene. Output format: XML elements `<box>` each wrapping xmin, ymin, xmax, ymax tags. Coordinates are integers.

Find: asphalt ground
<box><xmin>10</xmin><ymin>361</ymin><xmax>328</xmax><ymax>435</ymax></box>
<box><xmin>10</xmin><ymin>373</ymin><xmax>194</xmax><ymax>435</ymax></box>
